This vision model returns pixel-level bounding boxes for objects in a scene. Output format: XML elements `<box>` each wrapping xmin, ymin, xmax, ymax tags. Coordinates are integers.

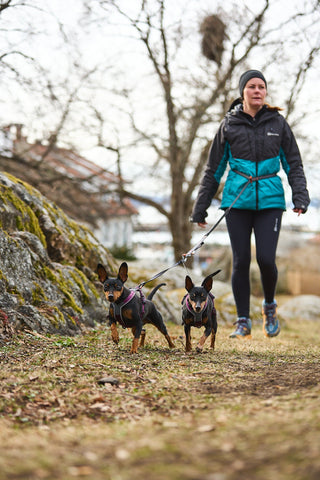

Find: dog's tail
<box><xmin>147</xmin><ymin>283</ymin><xmax>166</xmax><ymax>300</ymax></box>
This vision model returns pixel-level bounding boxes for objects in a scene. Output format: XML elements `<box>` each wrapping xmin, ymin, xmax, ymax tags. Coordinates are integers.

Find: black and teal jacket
<box><xmin>191</xmin><ymin>104</ymin><xmax>310</xmax><ymax>223</ymax></box>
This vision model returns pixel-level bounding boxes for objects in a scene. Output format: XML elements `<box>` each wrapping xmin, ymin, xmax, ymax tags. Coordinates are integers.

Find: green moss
<box><xmin>37</xmin><ymin>304</ymin><xmax>65</xmax><ymax>328</ymax></box>
<box><xmin>41</xmin><ymin>265</ymin><xmax>57</xmax><ymax>283</ymax></box>
<box><xmin>0</xmin><ymin>185</ymin><xmax>47</xmax><ymax>246</ymax></box>
<box><xmin>16</xmin><ymin>216</ymin><xmax>24</xmax><ymax>230</ymax></box>
<box><xmin>51</xmin><ymin>306</ymin><xmax>65</xmax><ymax>327</ymax></box>
<box><xmin>32</xmin><ymin>282</ymin><xmax>48</xmax><ymax>306</ymax></box>
<box><xmin>69</xmin><ymin>270</ymin><xmax>90</xmax><ymax>305</ymax></box>
<box><xmin>37</xmin><ymin>265</ymin><xmax>83</xmax><ymax>314</ymax></box>
<box><xmin>0</xmin><ymin>268</ymin><xmax>24</xmax><ymax>304</ymax></box>
<box><xmin>55</xmin><ymin>268</ymin><xmax>84</xmax><ymax>314</ymax></box>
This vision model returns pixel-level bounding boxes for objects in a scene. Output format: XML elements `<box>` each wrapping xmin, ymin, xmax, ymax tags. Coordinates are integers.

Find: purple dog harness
<box><xmin>112</xmin><ymin>288</ymin><xmax>146</xmax><ymax>328</ymax></box>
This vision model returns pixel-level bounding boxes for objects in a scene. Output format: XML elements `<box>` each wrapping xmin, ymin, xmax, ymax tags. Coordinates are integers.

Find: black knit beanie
<box><xmin>239</xmin><ymin>70</ymin><xmax>267</xmax><ymax>97</ymax></box>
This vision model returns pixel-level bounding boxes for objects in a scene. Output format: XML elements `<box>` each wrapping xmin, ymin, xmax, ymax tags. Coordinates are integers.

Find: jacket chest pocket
<box><xmin>255</xmin><ymin>126</ymin><xmax>282</xmax><ymax>161</ymax></box>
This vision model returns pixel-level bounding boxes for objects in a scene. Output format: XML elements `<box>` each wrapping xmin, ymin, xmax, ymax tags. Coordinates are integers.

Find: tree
<box><xmin>83</xmin><ymin>0</ymin><xmax>320</xmax><ymax>262</ymax></box>
<box><xmin>0</xmin><ymin>0</ymin><xmax>122</xmax><ymax>215</ymax></box>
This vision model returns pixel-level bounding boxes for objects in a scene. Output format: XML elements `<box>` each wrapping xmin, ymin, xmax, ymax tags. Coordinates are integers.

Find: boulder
<box><xmin>278</xmin><ymin>295</ymin><xmax>320</xmax><ymax>321</ymax></box>
<box><xmin>0</xmin><ymin>172</ymin><xmax>116</xmax><ymax>335</ymax></box>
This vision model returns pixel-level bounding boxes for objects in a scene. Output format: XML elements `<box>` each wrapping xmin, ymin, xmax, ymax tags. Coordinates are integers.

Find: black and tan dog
<box><xmin>181</xmin><ymin>270</ymin><xmax>220</xmax><ymax>353</ymax></box>
<box><xmin>97</xmin><ymin>262</ymin><xmax>175</xmax><ymax>354</ymax></box>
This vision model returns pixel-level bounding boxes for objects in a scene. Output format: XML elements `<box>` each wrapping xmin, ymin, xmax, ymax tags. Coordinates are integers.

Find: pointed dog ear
<box><xmin>202</xmin><ymin>275</ymin><xmax>213</xmax><ymax>292</ymax></box>
<box><xmin>202</xmin><ymin>269</ymin><xmax>221</xmax><ymax>291</ymax></box>
<box><xmin>97</xmin><ymin>264</ymin><xmax>108</xmax><ymax>283</ymax></box>
<box><xmin>185</xmin><ymin>275</ymin><xmax>194</xmax><ymax>292</ymax></box>
<box><xmin>118</xmin><ymin>262</ymin><xmax>128</xmax><ymax>283</ymax></box>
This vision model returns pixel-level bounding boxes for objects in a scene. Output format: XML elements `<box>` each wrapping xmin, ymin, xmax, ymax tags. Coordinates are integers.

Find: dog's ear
<box><xmin>202</xmin><ymin>269</ymin><xmax>221</xmax><ymax>291</ymax></box>
<box><xmin>185</xmin><ymin>275</ymin><xmax>194</xmax><ymax>292</ymax></box>
<box><xmin>118</xmin><ymin>262</ymin><xmax>128</xmax><ymax>283</ymax></box>
<box><xmin>202</xmin><ymin>275</ymin><xmax>213</xmax><ymax>292</ymax></box>
<box><xmin>97</xmin><ymin>264</ymin><xmax>108</xmax><ymax>283</ymax></box>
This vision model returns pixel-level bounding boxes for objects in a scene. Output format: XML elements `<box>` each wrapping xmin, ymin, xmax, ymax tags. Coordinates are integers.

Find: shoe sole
<box><xmin>263</xmin><ymin>327</ymin><xmax>280</xmax><ymax>338</ymax></box>
<box><xmin>229</xmin><ymin>334</ymin><xmax>252</xmax><ymax>339</ymax></box>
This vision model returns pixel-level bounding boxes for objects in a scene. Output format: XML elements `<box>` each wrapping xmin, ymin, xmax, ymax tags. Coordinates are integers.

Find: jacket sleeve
<box><xmin>191</xmin><ymin>121</ymin><xmax>228</xmax><ymax>223</ymax></box>
<box><xmin>280</xmin><ymin>119</ymin><xmax>310</xmax><ymax>213</ymax></box>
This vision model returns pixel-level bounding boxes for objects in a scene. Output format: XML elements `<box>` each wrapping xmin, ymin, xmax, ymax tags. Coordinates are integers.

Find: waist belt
<box><xmin>233</xmin><ymin>170</ymin><xmax>277</xmax><ymax>182</ymax></box>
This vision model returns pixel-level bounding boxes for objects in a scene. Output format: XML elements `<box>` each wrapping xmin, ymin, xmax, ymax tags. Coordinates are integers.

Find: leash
<box><xmin>137</xmin><ymin>259</ymin><xmax>184</xmax><ymax>289</ymax></box>
<box><xmin>136</xmin><ymin>171</ymin><xmax>277</xmax><ymax>288</ymax></box>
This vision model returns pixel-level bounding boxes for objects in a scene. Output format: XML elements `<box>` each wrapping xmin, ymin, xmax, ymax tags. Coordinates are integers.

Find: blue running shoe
<box><xmin>229</xmin><ymin>317</ymin><xmax>252</xmax><ymax>339</ymax></box>
<box><xmin>262</xmin><ymin>301</ymin><xmax>280</xmax><ymax>337</ymax></box>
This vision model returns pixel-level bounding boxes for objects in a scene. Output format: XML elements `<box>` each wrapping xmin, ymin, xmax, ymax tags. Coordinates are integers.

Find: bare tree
<box><xmin>82</xmin><ymin>0</ymin><xmax>320</xmax><ymax>261</ymax></box>
<box><xmin>0</xmin><ymin>1</ymin><xmax>123</xmax><ymax>224</ymax></box>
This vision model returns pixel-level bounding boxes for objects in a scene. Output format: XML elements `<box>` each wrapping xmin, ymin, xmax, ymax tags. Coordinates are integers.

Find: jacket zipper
<box><xmin>253</xmin><ymin>118</ymin><xmax>259</xmax><ymax>210</ymax></box>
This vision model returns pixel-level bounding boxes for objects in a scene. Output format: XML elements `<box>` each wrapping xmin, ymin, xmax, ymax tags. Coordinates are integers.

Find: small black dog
<box><xmin>181</xmin><ymin>270</ymin><xmax>220</xmax><ymax>353</ymax></box>
<box><xmin>97</xmin><ymin>262</ymin><xmax>175</xmax><ymax>354</ymax></box>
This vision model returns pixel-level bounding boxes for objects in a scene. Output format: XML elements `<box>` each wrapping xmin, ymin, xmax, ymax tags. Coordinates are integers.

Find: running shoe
<box><xmin>262</xmin><ymin>300</ymin><xmax>280</xmax><ymax>337</ymax></box>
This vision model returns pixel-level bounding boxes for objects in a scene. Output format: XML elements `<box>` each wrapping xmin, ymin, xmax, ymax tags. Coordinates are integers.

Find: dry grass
<box><xmin>0</xmin><ymin>317</ymin><xmax>319</xmax><ymax>480</ymax></box>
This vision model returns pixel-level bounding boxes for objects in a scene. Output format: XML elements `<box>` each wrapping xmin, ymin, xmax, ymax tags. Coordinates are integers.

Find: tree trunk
<box><xmin>169</xmin><ymin>180</ymin><xmax>193</xmax><ymax>262</ymax></box>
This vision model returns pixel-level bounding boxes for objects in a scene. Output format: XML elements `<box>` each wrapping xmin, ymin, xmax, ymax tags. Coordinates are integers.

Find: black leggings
<box><xmin>225</xmin><ymin>208</ymin><xmax>283</xmax><ymax>318</ymax></box>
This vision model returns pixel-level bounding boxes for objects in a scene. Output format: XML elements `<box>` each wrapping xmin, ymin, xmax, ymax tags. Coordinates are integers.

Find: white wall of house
<box><xmin>95</xmin><ymin>216</ymin><xmax>134</xmax><ymax>248</ymax></box>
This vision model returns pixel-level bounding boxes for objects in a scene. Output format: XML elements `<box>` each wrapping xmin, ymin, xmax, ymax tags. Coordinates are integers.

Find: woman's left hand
<box><xmin>293</xmin><ymin>208</ymin><xmax>303</xmax><ymax>216</ymax></box>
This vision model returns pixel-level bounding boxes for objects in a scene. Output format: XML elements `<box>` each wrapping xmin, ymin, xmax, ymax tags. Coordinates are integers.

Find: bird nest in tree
<box><xmin>200</xmin><ymin>14</ymin><xmax>226</xmax><ymax>65</ymax></box>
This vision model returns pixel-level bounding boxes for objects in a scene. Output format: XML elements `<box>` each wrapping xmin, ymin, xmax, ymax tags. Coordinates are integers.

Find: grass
<box><xmin>0</xmin><ymin>317</ymin><xmax>319</xmax><ymax>480</ymax></box>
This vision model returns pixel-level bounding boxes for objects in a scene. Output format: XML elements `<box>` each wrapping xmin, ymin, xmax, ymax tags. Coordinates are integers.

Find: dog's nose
<box><xmin>195</xmin><ymin>305</ymin><xmax>201</xmax><ymax>312</ymax></box>
<box><xmin>108</xmin><ymin>294</ymin><xmax>114</xmax><ymax>301</ymax></box>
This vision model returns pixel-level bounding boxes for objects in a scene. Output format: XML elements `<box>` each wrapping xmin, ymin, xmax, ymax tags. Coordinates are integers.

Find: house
<box><xmin>0</xmin><ymin>124</ymin><xmax>138</xmax><ymax>248</ymax></box>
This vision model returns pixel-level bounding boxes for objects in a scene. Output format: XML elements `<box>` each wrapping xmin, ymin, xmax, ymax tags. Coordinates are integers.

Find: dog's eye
<box><xmin>104</xmin><ymin>284</ymin><xmax>110</xmax><ymax>291</ymax></box>
<box><xmin>115</xmin><ymin>285</ymin><xmax>122</xmax><ymax>291</ymax></box>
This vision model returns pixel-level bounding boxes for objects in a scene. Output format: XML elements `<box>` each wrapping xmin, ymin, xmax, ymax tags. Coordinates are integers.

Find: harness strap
<box><xmin>112</xmin><ymin>290</ymin><xmax>136</xmax><ymax>329</ymax></box>
<box><xmin>135</xmin><ymin>287</ymin><xmax>146</xmax><ymax>318</ymax></box>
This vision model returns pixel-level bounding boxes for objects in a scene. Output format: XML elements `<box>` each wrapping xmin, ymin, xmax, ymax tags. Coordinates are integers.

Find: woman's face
<box><xmin>243</xmin><ymin>77</ymin><xmax>267</xmax><ymax>111</ymax></box>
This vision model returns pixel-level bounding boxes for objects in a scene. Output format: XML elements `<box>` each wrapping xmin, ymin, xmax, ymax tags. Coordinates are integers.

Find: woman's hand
<box><xmin>293</xmin><ymin>208</ymin><xmax>303</xmax><ymax>216</ymax></box>
<box><xmin>198</xmin><ymin>222</ymin><xmax>208</xmax><ymax>228</ymax></box>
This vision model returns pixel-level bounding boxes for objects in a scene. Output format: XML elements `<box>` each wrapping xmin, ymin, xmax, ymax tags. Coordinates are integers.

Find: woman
<box><xmin>191</xmin><ymin>69</ymin><xmax>310</xmax><ymax>339</ymax></box>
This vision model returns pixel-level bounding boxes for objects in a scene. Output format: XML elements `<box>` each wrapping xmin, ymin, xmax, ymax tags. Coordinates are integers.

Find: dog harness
<box><xmin>182</xmin><ymin>293</ymin><xmax>215</xmax><ymax>328</ymax></box>
<box><xmin>112</xmin><ymin>288</ymin><xmax>146</xmax><ymax>328</ymax></box>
